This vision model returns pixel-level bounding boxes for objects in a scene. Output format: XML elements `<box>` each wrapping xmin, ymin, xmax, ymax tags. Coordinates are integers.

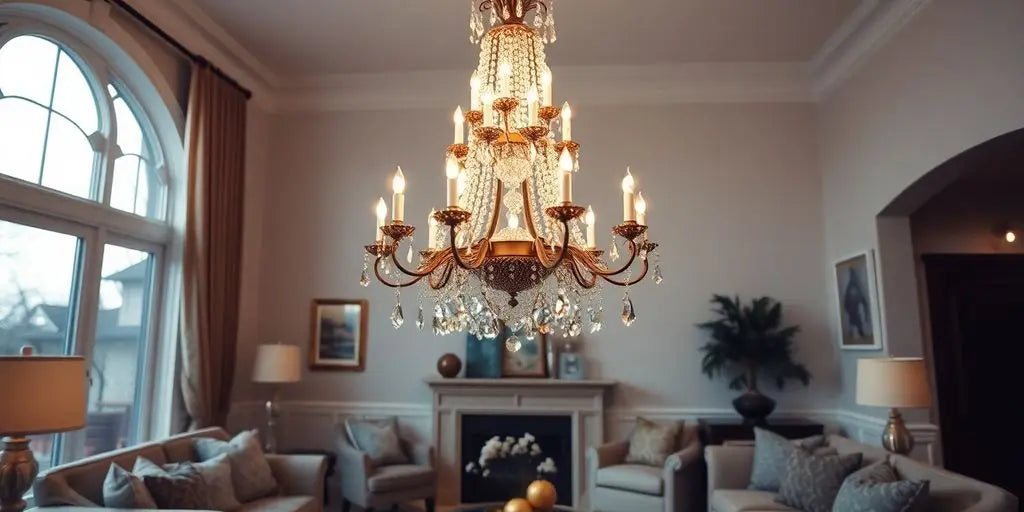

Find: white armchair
<box><xmin>587</xmin><ymin>422</ymin><xmax>702</xmax><ymax>512</ymax></box>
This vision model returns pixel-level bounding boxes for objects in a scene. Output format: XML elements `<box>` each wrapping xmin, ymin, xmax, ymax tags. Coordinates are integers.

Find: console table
<box><xmin>698</xmin><ymin>418</ymin><xmax>825</xmax><ymax>445</ymax></box>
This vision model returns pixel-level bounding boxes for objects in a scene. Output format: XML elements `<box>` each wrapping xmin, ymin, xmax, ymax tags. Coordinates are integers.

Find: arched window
<box><xmin>0</xmin><ymin>34</ymin><xmax>166</xmax><ymax>218</ymax></box>
<box><xmin>0</xmin><ymin>25</ymin><xmax>179</xmax><ymax>470</ymax></box>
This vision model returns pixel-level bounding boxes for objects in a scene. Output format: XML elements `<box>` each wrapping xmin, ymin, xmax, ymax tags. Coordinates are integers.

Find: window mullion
<box><xmin>35</xmin><ymin>47</ymin><xmax>61</xmax><ymax>184</ymax></box>
<box><xmin>60</xmin><ymin>225</ymin><xmax>105</xmax><ymax>463</ymax></box>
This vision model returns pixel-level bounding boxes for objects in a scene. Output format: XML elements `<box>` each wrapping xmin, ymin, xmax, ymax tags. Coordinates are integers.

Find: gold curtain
<box><xmin>180</xmin><ymin>62</ymin><xmax>247</xmax><ymax>429</ymax></box>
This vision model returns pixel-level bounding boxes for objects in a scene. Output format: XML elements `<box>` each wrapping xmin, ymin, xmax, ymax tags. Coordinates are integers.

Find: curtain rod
<box><xmin>105</xmin><ymin>0</ymin><xmax>253</xmax><ymax>99</ymax></box>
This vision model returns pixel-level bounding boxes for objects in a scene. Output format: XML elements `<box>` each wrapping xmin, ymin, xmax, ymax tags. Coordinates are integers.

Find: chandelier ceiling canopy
<box><xmin>362</xmin><ymin>0</ymin><xmax>663</xmax><ymax>342</ymax></box>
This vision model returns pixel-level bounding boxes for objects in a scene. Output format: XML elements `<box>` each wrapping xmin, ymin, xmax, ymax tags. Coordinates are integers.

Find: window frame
<box><xmin>0</xmin><ymin>19</ymin><xmax>179</xmax><ymax>467</ymax></box>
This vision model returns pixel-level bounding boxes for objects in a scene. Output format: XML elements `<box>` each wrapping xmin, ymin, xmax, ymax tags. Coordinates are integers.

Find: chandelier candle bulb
<box><xmin>635</xmin><ymin>191</ymin><xmax>647</xmax><ymax>225</ymax></box>
<box><xmin>470</xmin><ymin>71</ymin><xmax>481</xmax><ymax>110</ymax></box>
<box><xmin>585</xmin><ymin>206</ymin><xmax>596</xmax><ymax>249</ymax></box>
<box><xmin>454</xmin><ymin>106</ymin><xmax>465</xmax><ymax>144</ymax></box>
<box><xmin>428</xmin><ymin>208</ymin><xmax>438</xmax><ymax>249</ymax></box>
<box><xmin>541</xmin><ymin>67</ymin><xmax>552</xmax><ymax>105</ymax></box>
<box><xmin>561</xmin><ymin>102</ymin><xmax>572</xmax><ymax>141</ymax></box>
<box><xmin>445</xmin><ymin>157</ymin><xmax>460</xmax><ymax>207</ymax></box>
<box><xmin>622</xmin><ymin>167</ymin><xmax>636</xmax><ymax>222</ymax></box>
<box><xmin>482</xmin><ymin>89</ymin><xmax>495</xmax><ymax>126</ymax></box>
<box><xmin>527</xmin><ymin>87</ymin><xmax>539</xmax><ymax>125</ymax></box>
<box><xmin>375</xmin><ymin>197</ymin><xmax>387</xmax><ymax>241</ymax></box>
<box><xmin>391</xmin><ymin>166</ymin><xmax>406</xmax><ymax>222</ymax></box>
<box><xmin>559</xmin><ymin>148</ymin><xmax>574</xmax><ymax>203</ymax></box>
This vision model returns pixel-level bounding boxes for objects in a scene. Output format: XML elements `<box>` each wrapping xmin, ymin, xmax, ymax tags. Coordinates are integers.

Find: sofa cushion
<box><xmin>595</xmin><ymin>464</ymin><xmax>664</xmax><ymax>496</ymax></box>
<box><xmin>138</xmin><ymin>459</ymin><xmax>213</xmax><ymax>510</ymax></box>
<box><xmin>777</xmin><ymin>451</ymin><xmax>862</xmax><ymax>512</ymax></box>
<box><xmin>34</xmin><ymin>442</ymin><xmax>167</xmax><ymax>507</ymax></box>
<box><xmin>625</xmin><ymin>417</ymin><xmax>682</xmax><ymax>466</ymax></box>
<box><xmin>367</xmin><ymin>464</ymin><xmax>436</xmax><ymax>493</ymax></box>
<box><xmin>193</xmin><ymin>454</ymin><xmax>242</xmax><ymax>511</ymax></box>
<box><xmin>345</xmin><ymin>417</ymin><xmax>410</xmax><ymax>466</ymax></box>
<box><xmin>710</xmin><ymin>490</ymin><xmax>797</xmax><ymax>512</ymax></box>
<box><xmin>749</xmin><ymin>428</ymin><xmax>827</xmax><ymax>492</ymax></box>
<box><xmin>833</xmin><ymin>461</ymin><xmax>929</xmax><ymax>512</ymax></box>
<box><xmin>101</xmin><ymin>463</ymin><xmax>157</xmax><ymax>509</ymax></box>
<box><xmin>238</xmin><ymin>495</ymin><xmax>319</xmax><ymax>512</ymax></box>
<box><xmin>195</xmin><ymin>429</ymin><xmax>278</xmax><ymax>502</ymax></box>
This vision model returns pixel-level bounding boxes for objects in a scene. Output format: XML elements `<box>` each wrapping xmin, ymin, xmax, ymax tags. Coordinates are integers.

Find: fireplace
<box><xmin>426</xmin><ymin>378</ymin><xmax>615</xmax><ymax>508</ymax></box>
<box><xmin>460</xmin><ymin>414</ymin><xmax>573</xmax><ymax>505</ymax></box>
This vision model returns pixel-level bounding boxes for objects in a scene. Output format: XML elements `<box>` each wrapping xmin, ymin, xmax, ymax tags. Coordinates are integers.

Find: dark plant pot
<box><xmin>732</xmin><ymin>390</ymin><xmax>776</xmax><ymax>426</ymax></box>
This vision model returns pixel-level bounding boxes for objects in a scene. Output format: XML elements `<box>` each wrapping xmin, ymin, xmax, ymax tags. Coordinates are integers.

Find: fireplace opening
<box><xmin>460</xmin><ymin>414</ymin><xmax>573</xmax><ymax>506</ymax></box>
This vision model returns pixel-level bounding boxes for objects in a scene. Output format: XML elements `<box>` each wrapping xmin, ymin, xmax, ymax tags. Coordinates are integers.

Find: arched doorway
<box><xmin>877</xmin><ymin>127</ymin><xmax>1024</xmax><ymax>498</ymax></box>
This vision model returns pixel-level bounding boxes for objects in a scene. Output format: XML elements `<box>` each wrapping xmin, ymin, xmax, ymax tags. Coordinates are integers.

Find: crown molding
<box><xmin>268</xmin><ymin>62</ymin><xmax>815</xmax><ymax>113</ymax></box>
<box><xmin>810</xmin><ymin>0</ymin><xmax>933</xmax><ymax>99</ymax></box>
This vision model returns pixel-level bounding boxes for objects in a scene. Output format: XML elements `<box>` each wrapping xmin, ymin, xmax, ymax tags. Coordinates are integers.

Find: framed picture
<box><xmin>833</xmin><ymin>250</ymin><xmax>884</xmax><ymax>350</ymax></box>
<box><xmin>559</xmin><ymin>353</ymin><xmax>586</xmax><ymax>380</ymax></box>
<box><xmin>501</xmin><ymin>325</ymin><xmax>548</xmax><ymax>378</ymax></box>
<box><xmin>309</xmin><ymin>299</ymin><xmax>367</xmax><ymax>370</ymax></box>
<box><xmin>465</xmin><ymin>331</ymin><xmax>501</xmax><ymax>378</ymax></box>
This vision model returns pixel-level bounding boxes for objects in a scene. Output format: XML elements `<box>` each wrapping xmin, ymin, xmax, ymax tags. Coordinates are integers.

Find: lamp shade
<box><xmin>0</xmin><ymin>355</ymin><xmax>87</xmax><ymax>435</ymax></box>
<box><xmin>252</xmin><ymin>344</ymin><xmax>301</xmax><ymax>383</ymax></box>
<box><xmin>856</xmin><ymin>357</ymin><xmax>931</xmax><ymax>408</ymax></box>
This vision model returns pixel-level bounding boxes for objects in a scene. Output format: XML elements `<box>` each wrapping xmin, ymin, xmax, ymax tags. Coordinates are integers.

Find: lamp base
<box><xmin>0</xmin><ymin>437</ymin><xmax>38</xmax><ymax>512</ymax></box>
<box><xmin>264</xmin><ymin>398</ymin><xmax>279</xmax><ymax>454</ymax></box>
<box><xmin>881</xmin><ymin>408</ymin><xmax>914</xmax><ymax>455</ymax></box>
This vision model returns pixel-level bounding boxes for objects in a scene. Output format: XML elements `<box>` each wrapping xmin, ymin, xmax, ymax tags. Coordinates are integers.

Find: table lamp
<box><xmin>0</xmin><ymin>347</ymin><xmax>87</xmax><ymax>512</ymax></box>
<box><xmin>252</xmin><ymin>343</ymin><xmax>301</xmax><ymax>453</ymax></box>
<box><xmin>856</xmin><ymin>357</ymin><xmax>931</xmax><ymax>455</ymax></box>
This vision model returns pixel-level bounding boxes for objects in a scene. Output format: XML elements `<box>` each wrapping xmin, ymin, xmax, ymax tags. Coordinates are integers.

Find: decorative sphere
<box><xmin>436</xmin><ymin>353</ymin><xmax>462</xmax><ymax>378</ymax></box>
<box><xmin>503</xmin><ymin>498</ymin><xmax>534</xmax><ymax>512</ymax></box>
<box><xmin>526</xmin><ymin>480</ymin><xmax>557</xmax><ymax>510</ymax></box>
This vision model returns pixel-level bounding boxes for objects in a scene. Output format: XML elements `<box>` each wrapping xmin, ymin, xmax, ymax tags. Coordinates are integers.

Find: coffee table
<box><xmin>451</xmin><ymin>504</ymin><xmax>578</xmax><ymax>512</ymax></box>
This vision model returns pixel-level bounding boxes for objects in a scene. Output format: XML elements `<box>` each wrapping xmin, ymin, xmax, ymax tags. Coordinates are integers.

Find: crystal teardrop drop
<box><xmin>590</xmin><ymin>307</ymin><xmax>604</xmax><ymax>333</ymax></box>
<box><xmin>407</xmin><ymin>244</ymin><xmax>414</xmax><ymax>264</ymax></box>
<box><xmin>621</xmin><ymin>297</ymin><xmax>636</xmax><ymax>327</ymax></box>
<box><xmin>359</xmin><ymin>269</ymin><xmax>370</xmax><ymax>287</ymax></box>
<box><xmin>416</xmin><ymin>307</ymin><xmax>424</xmax><ymax>330</ymax></box>
<box><xmin>610</xmin><ymin>241</ymin><xmax>620</xmax><ymax>262</ymax></box>
<box><xmin>391</xmin><ymin>302</ymin><xmax>405</xmax><ymax>329</ymax></box>
<box><xmin>553</xmin><ymin>290</ymin><xmax>570</xmax><ymax>319</ymax></box>
<box><xmin>653</xmin><ymin>264</ymin><xmax>664</xmax><ymax>284</ymax></box>
<box><xmin>505</xmin><ymin>336</ymin><xmax>522</xmax><ymax>353</ymax></box>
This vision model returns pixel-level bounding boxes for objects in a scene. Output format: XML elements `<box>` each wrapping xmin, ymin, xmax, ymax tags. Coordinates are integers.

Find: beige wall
<box><xmin>818</xmin><ymin>0</ymin><xmax>1024</xmax><ymax>416</ymax></box>
<box><xmin>233</xmin><ymin>102</ymin><xmax>838</xmax><ymax>412</ymax></box>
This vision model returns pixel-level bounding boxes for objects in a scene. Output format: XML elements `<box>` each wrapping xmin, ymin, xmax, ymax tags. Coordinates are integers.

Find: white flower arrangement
<box><xmin>464</xmin><ymin>433</ymin><xmax>558</xmax><ymax>478</ymax></box>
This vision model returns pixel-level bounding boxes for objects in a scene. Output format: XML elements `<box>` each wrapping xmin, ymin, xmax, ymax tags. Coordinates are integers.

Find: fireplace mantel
<box><xmin>426</xmin><ymin>378</ymin><xmax>617</xmax><ymax>507</ymax></box>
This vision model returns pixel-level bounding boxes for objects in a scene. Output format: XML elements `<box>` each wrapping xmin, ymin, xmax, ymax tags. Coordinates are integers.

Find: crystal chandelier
<box><xmin>362</xmin><ymin>0</ymin><xmax>662</xmax><ymax>341</ymax></box>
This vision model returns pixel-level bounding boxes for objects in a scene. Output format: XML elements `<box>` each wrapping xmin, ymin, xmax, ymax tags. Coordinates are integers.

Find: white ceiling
<box><xmin>192</xmin><ymin>0</ymin><xmax>862</xmax><ymax>77</ymax></box>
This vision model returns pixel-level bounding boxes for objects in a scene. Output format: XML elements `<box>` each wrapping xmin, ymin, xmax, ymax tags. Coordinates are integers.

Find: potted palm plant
<box><xmin>697</xmin><ymin>294</ymin><xmax>810</xmax><ymax>425</ymax></box>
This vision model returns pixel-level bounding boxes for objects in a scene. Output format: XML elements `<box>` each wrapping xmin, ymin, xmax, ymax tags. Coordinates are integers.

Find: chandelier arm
<box><xmin>389</xmin><ymin>247</ymin><xmax>446</xmax><ymax>278</ymax></box>
<box><xmin>373</xmin><ymin>257</ymin><xmax>424</xmax><ymax>288</ymax></box>
<box><xmin>429</xmin><ymin>259</ymin><xmax>455</xmax><ymax>289</ymax></box>
<box><xmin>520</xmin><ymin>181</ymin><xmax>540</xmax><ymax>240</ymax></box>
<box><xmin>448</xmin><ymin>227</ymin><xmax>488</xmax><ymax>270</ymax></box>
<box><xmin>534</xmin><ymin>219</ymin><xmax>571</xmax><ymax>270</ymax></box>
<box><xmin>597</xmin><ymin>256</ymin><xmax>650</xmax><ymax>287</ymax></box>
<box><xmin>566</xmin><ymin>256</ymin><xmax>599</xmax><ymax>289</ymax></box>
<box><xmin>483</xmin><ymin>181</ymin><xmax>504</xmax><ymax>239</ymax></box>
<box><xmin>575</xmin><ymin>239</ymin><xmax>640</xmax><ymax>276</ymax></box>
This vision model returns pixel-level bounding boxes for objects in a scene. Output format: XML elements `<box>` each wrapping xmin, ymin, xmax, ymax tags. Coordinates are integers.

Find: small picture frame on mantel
<box><xmin>559</xmin><ymin>352</ymin><xmax>586</xmax><ymax>380</ymax></box>
<box><xmin>501</xmin><ymin>325</ymin><xmax>548</xmax><ymax>378</ymax></box>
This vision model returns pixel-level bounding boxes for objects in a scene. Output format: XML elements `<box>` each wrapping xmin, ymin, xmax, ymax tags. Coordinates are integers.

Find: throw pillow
<box><xmin>344</xmin><ymin>417</ymin><xmax>410</xmax><ymax>466</ymax></box>
<box><xmin>194</xmin><ymin>430</ymin><xmax>278</xmax><ymax>502</ymax></box>
<box><xmin>777</xmin><ymin>450</ymin><xmax>863</xmax><ymax>512</ymax></box>
<box><xmin>832</xmin><ymin>461</ymin><xmax>929</xmax><ymax>512</ymax></box>
<box><xmin>748</xmin><ymin>427</ymin><xmax>828</xmax><ymax>491</ymax></box>
<box><xmin>140</xmin><ymin>461</ymin><xmax>212</xmax><ymax>510</ymax></box>
<box><xmin>193</xmin><ymin>454</ymin><xmax>242</xmax><ymax>511</ymax></box>
<box><xmin>102</xmin><ymin>463</ymin><xmax>157</xmax><ymax>509</ymax></box>
<box><xmin>624</xmin><ymin>417</ymin><xmax>682</xmax><ymax>466</ymax></box>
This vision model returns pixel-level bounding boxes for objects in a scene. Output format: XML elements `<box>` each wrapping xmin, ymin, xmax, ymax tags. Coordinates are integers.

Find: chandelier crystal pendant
<box><xmin>364</xmin><ymin>0</ymin><xmax>662</xmax><ymax>340</ymax></box>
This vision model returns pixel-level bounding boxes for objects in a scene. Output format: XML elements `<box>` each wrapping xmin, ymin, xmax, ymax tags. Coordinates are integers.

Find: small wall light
<box><xmin>1006</xmin><ymin>230</ymin><xmax>1017</xmax><ymax>243</ymax></box>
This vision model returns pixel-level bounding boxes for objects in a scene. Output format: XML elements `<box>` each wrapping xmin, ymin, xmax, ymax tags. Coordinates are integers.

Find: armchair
<box><xmin>587</xmin><ymin>421</ymin><xmax>702</xmax><ymax>512</ymax></box>
<box><xmin>334</xmin><ymin>424</ymin><xmax>436</xmax><ymax>512</ymax></box>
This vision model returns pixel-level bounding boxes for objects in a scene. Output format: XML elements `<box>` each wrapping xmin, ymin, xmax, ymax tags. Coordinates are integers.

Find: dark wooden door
<box><xmin>923</xmin><ymin>254</ymin><xmax>1024</xmax><ymax>498</ymax></box>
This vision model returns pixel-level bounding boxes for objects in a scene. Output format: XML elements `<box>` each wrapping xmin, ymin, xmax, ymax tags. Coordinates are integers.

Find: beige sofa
<box><xmin>705</xmin><ymin>434</ymin><xmax>1018</xmax><ymax>512</ymax></box>
<box><xmin>31</xmin><ymin>427</ymin><xmax>328</xmax><ymax>512</ymax></box>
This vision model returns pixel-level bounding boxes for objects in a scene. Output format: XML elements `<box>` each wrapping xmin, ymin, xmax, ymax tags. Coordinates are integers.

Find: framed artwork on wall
<box><xmin>559</xmin><ymin>352</ymin><xmax>586</xmax><ymax>380</ymax></box>
<box><xmin>501</xmin><ymin>326</ymin><xmax>548</xmax><ymax>378</ymax></box>
<box><xmin>833</xmin><ymin>250</ymin><xmax>884</xmax><ymax>351</ymax></box>
<box><xmin>309</xmin><ymin>299</ymin><xmax>368</xmax><ymax>371</ymax></box>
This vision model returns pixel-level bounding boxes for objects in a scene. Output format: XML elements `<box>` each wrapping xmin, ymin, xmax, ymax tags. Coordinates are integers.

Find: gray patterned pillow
<box><xmin>195</xmin><ymin>430</ymin><xmax>278</xmax><ymax>502</ymax></box>
<box><xmin>749</xmin><ymin>427</ymin><xmax>828</xmax><ymax>491</ymax></box>
<box><xmin>102</xmin><ymin>463</ymin><xmax>157</xmax><ymax>509</ymax></box>
<box><xmin>345</xmin><ymin>417</ymin><xmax>410</xmax><ymax>466</ymax></box>
<box><xmin>135</xmin><ymin>458</ymin><xmax>212</xmax><ymax>510</ymax></box>
<box><xmin>193</xmin><ymin>454</ymin><xmax>242</xmax><ymax>511</ymax></box>
<box><xmin>832</xmin><ymin>461</ymin><xmax>929</xmax><ymax>512</ymax></box>
<box><xmin>777</xmin><ymin>450</ymin><xmax>863</xmax><ymax>512</ymax></box>
<box><xmin>624</xmin><ymin>417</ymin><xmax>682</xmax><ymax>466</ymax></box>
